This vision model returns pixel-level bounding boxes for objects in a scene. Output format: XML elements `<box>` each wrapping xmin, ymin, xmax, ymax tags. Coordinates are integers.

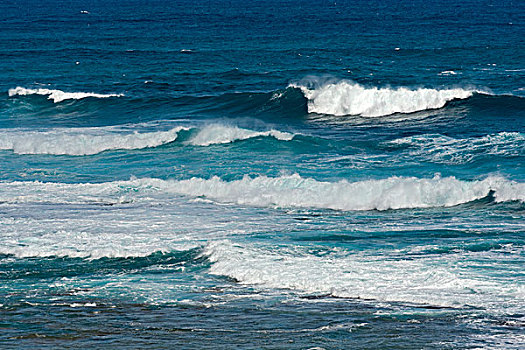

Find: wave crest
<box><xmin>0</xmin><ymin>124</ymin><xmax>295</xmax><ymax>155</ymax></box>
<box><xmin>0</xmin><ymin>126</ymin><xmax>186</xmax><ymax>155</ymax></box>
<box><xmin>163</xmin><ymin>174</ymin><xmax>523</xmax><ymax>210</ymax></box>
<box><xmin>188</xmin><ymin>124</ymin><xmax>294</xmax><ymax>146</ymax></box>
<box><xmin>8</xmin><ymin>86</ymin><xmax>123</xmax><ymax>103</ymax></box>
<box><xmin>2</xmin><ymin>174</ymin><xmax>523</xmax><ymax>210</ymax></box>
<box><xmin>389</xmin><ymin>132</ymin><xmax>525</xmax><ymax>163</ymax></box>
<box><xmin>291</xmin><ymin>79</ymin><xmax>479</xmax><ymax>117</ymax></box>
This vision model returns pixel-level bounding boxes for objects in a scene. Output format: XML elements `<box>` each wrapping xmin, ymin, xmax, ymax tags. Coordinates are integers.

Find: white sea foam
<box><xmin>291</xmin><ymin>79</ymin><xmax>478</xmax><ymax>117</ymax></box>
<box><xmin>169</xmin><ymin>174</ymin><xmax>525</xmax><ymax>210</ymax></box>
<box><xmin>203</xmin><ymin>240</ymin><xmax>524</xmax><ymax>312</ymax></box>
<box><xmin>1</xmin><ymin>174</ymin><xmax>522</xmax><ymax>209</ymax></box>
<box><xmin>8</xmin><ymin>86</ymin><xmax>123</xmax><ymax>103</ymax></box>
<box><xmin>0</xmin><ymin>126</ymin><xmax>186</xmax><ymax>155</ymax></box>
<box><xmin>0</xmin><ymin>175</ymin><xmax>523</xmax><ymax>266</ymax></box>
<box><xmin>0</xmin><ymin>209</ymin><xmax>208</xmax><ymax>260</ymax></box>
<box><xmin>389</xmin><ymin>132</ymin><xmax>525</xmax><ymax>164</ymax></box>
<box><xmin>0</xmin><ymin>124</ymin><xmax>294</xmax><ymax>155</ymax></box>
<box><xmin>0</xmin><ymin>180</ymin><xmax>272</xmax><ymax>260</ymax></box>
<box><xmin>188</xmin><ymin>124</ymin><xmax>294</xmax><ymax>146</ymax></box>
<box><xmin>438</xmin><ymin>70</ymin><xmax>458</xmax><ymax>75</ymax></box>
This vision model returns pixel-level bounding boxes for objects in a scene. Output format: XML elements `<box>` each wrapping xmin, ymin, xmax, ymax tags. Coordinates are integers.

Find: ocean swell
<box><xmin>291</xmin><ymin>79</ymin><xmax>480</xmax><ymax>117</ymax></box>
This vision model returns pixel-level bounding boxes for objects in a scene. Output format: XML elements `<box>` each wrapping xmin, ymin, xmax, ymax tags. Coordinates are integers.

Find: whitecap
<box><xmin>8</xmin><ymin>86</ymin><xmax>123</xmax><ymax>103</ymax></box>
<box><xmin>1</xmin><ymin>173</ymin><xmax>522</xmax><ymax>210</ymax></box>
<box><xmin>0</xmin><ymin>123</ymin><xmax>294</xmax><ymax>155</ymax></box>
<box><xmin>291</xmin><ymin>79</ymin><xmax>480</xmax><ymax>117</ymax></box>
<box><xmin>438</xmin><ymin>70</ymin><xmax>458</xmax><ymax>75</ymax></box>
<box><xmin>202</xmin><ymin>240</ymin><xmax>525</xmax><ymax>314</ymax></box>
<box><xmin>188</xmin><ymin>124</ymin><xmax>294</xmax><ymax>146</ymax></box>
<box><xmin>0</xmin><ymin>126</ymin><xmax>187</xmax><ymax>155</ymax></box>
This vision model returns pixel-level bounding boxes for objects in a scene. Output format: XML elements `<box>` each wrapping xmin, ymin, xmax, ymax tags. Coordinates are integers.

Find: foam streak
<box><xmin>8</xmin><ymin>86</ymin><xmax>123</xmax><ymax>103</ymax></box>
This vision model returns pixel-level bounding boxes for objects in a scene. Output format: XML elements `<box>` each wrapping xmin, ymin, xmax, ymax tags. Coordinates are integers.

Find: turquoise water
<box><xmin>1</xmin><ymin>0</ymin><xmax>524</xmax><ymax>348</ymax></box>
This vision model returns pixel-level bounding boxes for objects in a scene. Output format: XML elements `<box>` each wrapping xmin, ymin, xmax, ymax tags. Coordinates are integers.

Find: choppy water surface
<box><xmin>1</xmin><ymin>0</ymin><xmax>524</xmax><ymax>348</ymax></box>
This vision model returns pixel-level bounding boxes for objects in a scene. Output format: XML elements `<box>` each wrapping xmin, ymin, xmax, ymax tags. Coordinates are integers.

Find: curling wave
<box><xmin>1</xmin><ymin>174</ymin><xmax>523</xmax><ymax>210</ymax></box>
<box><xmin>8</xmin><ymin>86</ymin><xmax>124</xmax><ymax>103</ymax></box>
<box><xmin>291</xmin><ymin>79</ymin><xmax>481</xmax><ymax>117</ymax></box>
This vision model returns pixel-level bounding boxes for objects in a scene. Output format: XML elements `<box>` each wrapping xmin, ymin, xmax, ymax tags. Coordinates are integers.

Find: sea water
<box><xmin>1</xmin><ymin>0</ymin><xmax>524</xmax><ymax>348</ymax></box>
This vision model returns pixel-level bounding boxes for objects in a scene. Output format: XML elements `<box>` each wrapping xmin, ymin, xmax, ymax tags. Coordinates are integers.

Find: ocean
<box><xmin>1</xmin><ymin>0</ymin><xmax>524</xmax><ymax>348</ymax></box>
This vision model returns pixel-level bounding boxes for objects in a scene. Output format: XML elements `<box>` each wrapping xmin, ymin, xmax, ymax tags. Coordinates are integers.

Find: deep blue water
<box><xmin>1</xmin><ymin>0</ymin><xmax>524</xmax><ymax>348</ymax></box>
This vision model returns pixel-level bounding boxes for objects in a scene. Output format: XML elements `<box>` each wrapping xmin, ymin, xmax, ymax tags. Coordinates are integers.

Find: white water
<box><xmin>0</xmin><ymin>124</ymin><xmax>295</xmax><ymax>155</ymax></box>
<box><xmin>203</xmin><ymin>240</ymin><xmax>524</xmax><ymax>313</ymax></box>
<box><xmin>8</xmin><ymin>86</ymin><xmax>123</xmax><ymax>103</ymax></box>
<box><xmin>0</xmin><ymin>216</ymin><xmax>200</xmax><ymax>259</ymax></box>
<box><xmin>1</xmin><ymin>174</ymin><xmax>522</xmax><ymax>312</ymax></box>
<box><xmin>291</xmin><ymin>80</ymin><xmax>478</xmax><ymax>117</ymax></box>
<box><xmin>389</xmin><ymin>132</ymin><xmax>525</xmax><ymax>164</ymax></box>
<box><xmin>1</xmin><ymin>174</ymin><xmax>523</xmax><ymax>209</ymax></box>
<box><xmin>159</xmin><ymin>174</ymin><xmax>524</xmax><ymax>210</ymax></box>
<box><xmin>188</xmin><ymin>124</ymin><xmax>294</xmax><ymax>146</ymax></box>
<box><xmin>0</xmin><ymin>126</ymin><xmax>186</xmax><ymax>155</ymax></box>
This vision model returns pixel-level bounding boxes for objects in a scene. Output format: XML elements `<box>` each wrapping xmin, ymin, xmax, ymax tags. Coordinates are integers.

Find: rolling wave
<box><xmin>6</xmin><ymin>82</ymin><xmax>523</xmax><ymax>123</ymax></box>
<box><xmin>290</xmin><ymin>79</ymin><xmax>481</xmax><ymax>117</ymax></box>
<box><xmin>161</xmin><ymin>83</ymin><xmax>506</xmax><ymax>120</ymax></box>
<box><xmin>1</xmin><ymin>174</ymin><xmax>523</xmax><ymax>210</ymax></box>
<box><xmin>0</xmin><ymin>124</ymin><xmax>295</xmax><ymax>155</ymax></box>
<box><xmin>160</xmin><ymin>81</ymin><xmax>518</xmax><ymax>120</ymax></box>
<box><xmin>152</xmin><ymin>174</ymin><xmax>524</xmax><ymax>210</ymax></box>
<box><xmin>8</xmin><ymin>86</ymin><xmax>124</xmax><ymax>103</ymax></box>
<box><xmin>0</xmin><ymin>126</ymin><xmax>186</xmax><ymax>155</ymax></box>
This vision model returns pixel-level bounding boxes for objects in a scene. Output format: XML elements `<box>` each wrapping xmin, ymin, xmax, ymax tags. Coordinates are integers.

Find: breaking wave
<box><xmin>188</xmin><ymin>124</ymin><xmax>294</xmax><ymax>146</ymax></box>
<box><xmin>1</xmin><ymin>174</ymin><xmax>523</xmax><ymax>210</ymax></box>
<box><xmin>0</xmin><ymin>124</ymin><xmax>295</xmax><ymax>155</ymax></box>
<box><xmin>8</xmin><ymin>86</ymin><xmax>124</xmax><ymax>103</ymax></box>
<box><xmin>156</xmin><ymin>174</ymin><xmax>524</xmax><ymax>210</ymax></box>
<box><xmin>8</xmin><ymin>82</ymin><xmax>520</xmax><ymax>123</ymax></box>
<box><xmin>0</xmin><ymin>126</ymin><xmax>187</xmax><ymax>155</ymax></box>
<box><xmin>290</xmin><ymin>79</ymin><xmax>482</xmax><ymax>117</ymax></box>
